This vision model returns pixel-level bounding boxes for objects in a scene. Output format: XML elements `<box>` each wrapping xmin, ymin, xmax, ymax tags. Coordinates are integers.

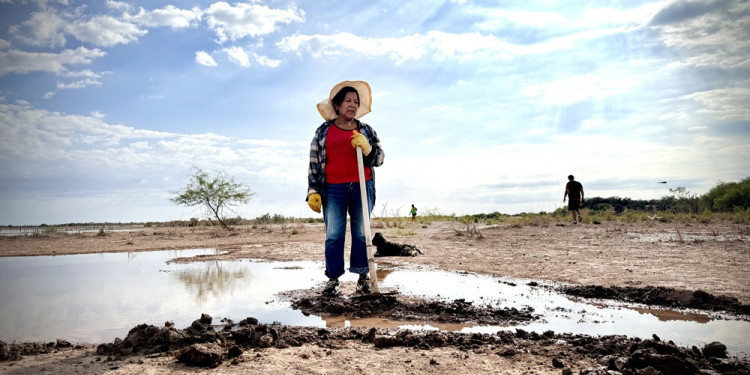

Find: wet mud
<box><xmin>560</xmin><ymin>284</ymin><xmax>750</xmax><ymax>317</ymax></box>
<box><xmin>286</xmin><ymin>291</ymin><xmax>537</xmax><ymax>326</ymax></box>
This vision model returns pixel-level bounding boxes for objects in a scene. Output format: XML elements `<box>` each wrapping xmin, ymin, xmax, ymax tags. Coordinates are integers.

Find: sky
<box><xmin>0</xmin><ymin>0</ymin><xmax>748</xmax><ymax>226</ymax></box>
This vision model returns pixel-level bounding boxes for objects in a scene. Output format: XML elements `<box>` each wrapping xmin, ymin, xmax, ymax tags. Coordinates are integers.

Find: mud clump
<box><xmin>561</xmin><ymin>285</ymin><xmax>750</xmax><ymax>316</ymax></box>
<box><xmin>0</xmin><ymin>339</ymin><xmax>75</xmax><ymax>361</ymax></box>
<box><xmin>176</xmin><ymin>342</ymin><xmax>225</xmax><ymax>368</ymax></box>
<box><xmin>574</xmin><ymin>335</ymin><xmax>749</xmax><ymax>375</ymax></box>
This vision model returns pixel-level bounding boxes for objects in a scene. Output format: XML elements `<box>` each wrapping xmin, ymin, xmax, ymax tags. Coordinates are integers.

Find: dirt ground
<box><xmin>1</xmin><ymin>219</ymin><xmax>749</xmax><ymax>374</ymax></box>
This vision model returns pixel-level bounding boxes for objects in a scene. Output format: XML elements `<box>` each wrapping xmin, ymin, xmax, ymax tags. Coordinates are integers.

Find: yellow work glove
<box><xmin>350</xmin><ymin>130</ymin><xmax>372</xmax><ymax>156</ymax></box>
<box><xmin>307</xmin><ymin>192</ymin><xmax>321</xmax><ymax>213</ymax></box>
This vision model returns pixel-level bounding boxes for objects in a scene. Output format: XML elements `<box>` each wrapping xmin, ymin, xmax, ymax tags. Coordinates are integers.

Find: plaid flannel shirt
<box><xmin>307</xmin><ymin>119</ymin><xmax>384</xmax><ymax>200</ymax></box>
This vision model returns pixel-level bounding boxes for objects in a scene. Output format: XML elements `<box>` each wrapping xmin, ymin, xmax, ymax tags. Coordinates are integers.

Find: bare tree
<box><xmin>170</xmin><ymin>167</ymin><xmax>254</xmax><ymax>230</ymax></box>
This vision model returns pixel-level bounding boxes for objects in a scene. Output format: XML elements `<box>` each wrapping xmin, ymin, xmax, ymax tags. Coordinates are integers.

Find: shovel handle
<box><xmin>356</xmin><ymin>147</ymin><xmax>372</xmax><ymax>245</ymax></box>
<box><xmin>356</xmin><ymin>146</ymin><xmax>380</xmax><ymax>293</ymax></box>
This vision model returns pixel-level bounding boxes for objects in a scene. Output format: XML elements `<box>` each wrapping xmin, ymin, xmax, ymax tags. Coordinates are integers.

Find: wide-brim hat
<box><xmin>316</xmin><ymin>80</ymin><xmax>372</xmax><ymax>121</ymax></box>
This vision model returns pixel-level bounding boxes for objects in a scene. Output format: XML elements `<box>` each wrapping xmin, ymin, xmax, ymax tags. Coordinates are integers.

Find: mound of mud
<box><xmin>290</xmin><ymin>294</ymin><xmax>537</xmax><ymax>325</ymax></box>
<box><xmin>0</xmin><ymin>339</ymin><xmax>75</xmax><ymax>361</ymax></box>
<box><xmin>560</xmin><ymin>285</ymin><xmax>750</xmax><ymax>316</ymax></box>
<box><xmin>88</xmin><ymin>313</ymin><xmax>749</xmax><ymax>373</ymax></box>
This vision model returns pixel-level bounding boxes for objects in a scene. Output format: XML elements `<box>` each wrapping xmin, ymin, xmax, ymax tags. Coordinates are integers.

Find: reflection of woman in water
<box><xmin>306</xmin><ymin>81</ymin><xmax>385</xmax><ymax>296</ymax></box>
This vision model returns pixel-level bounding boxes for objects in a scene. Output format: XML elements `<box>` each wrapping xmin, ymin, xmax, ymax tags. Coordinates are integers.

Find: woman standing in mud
<box><xmin>306</xmin><ymin>81</ymin><xmax>385</xmax><ymax>296</ymax></box>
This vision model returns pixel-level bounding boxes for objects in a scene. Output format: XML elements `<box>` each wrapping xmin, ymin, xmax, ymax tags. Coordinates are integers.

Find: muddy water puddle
<box><xmin>0</xmin><ymin>250</ymin><xmax>748</xmax><ymax>357</ymax></box>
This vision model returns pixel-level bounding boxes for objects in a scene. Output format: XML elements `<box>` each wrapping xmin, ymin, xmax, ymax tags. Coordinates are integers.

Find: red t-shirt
<box><xmin>325</xmin><ymin>126</ymin><xmax>372</xmax><ymax>184</ymax></box>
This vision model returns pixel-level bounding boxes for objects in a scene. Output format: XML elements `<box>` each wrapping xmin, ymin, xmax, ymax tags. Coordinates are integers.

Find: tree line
<box><xmin>586</xmin><ymin>177</ymin><xmax>750</xmax><ymax>214</ymax></box>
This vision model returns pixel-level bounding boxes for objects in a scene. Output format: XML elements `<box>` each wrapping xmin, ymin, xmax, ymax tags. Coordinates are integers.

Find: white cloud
<box><xmin>66</xmin><ymin>15</ymin><xmax>147</xmax><ymax>47</ymax></box>
<box><xmin>8</xmin><ymin>9</ymin><xmax>147</xmax><ymax>48</ymax></box>
<box><xmin>8</xmin><ymin>2</ymin><xmax>203</xmax><ymax>50</ymax></box>
<box><xmin>62</xmin><ymin>69</ymin><xmax>102</xmax><ymax>78</ymax></box>
<box><xmin>473</xmin><ymin>8</ymin><xmax>566</xmax><ymax>30</ymax></box>
<box><xmin>277</xmin><ymin>31</ymin><xmax>515</xmax><ymax>64</ymax></box>
<box><xmin>254</xmin><ymin>54</ymin><xmax>280</xmax><ymax>68</ymax></box>
<box><xmin>124</xmin><ymin>5</ymin><xmax>203</xmax><ymax>29</ymax></box>
<box><xmin>105</xmin><ymin>0</ymin><xmax>132</xmax><ymax>12</ymax></box>
<box><xmin>652</xmin><ymin>0</ymin><xmax>750</xmax><ymax>69</ymax></box>
<box><xmin>205</xmin><ymin>1</ymin><xmax>305</xmax><ymax>43</ymax></box>
<box><xmin>683</xmin><ymin>86</ymin><xmax>750</xmax><ymax>121</ymax></box>
<box><xmin>579</xmin><ymin>2</ymin><xmax>667</xmax><ymax>29</ymax></box>
<box><xmin>56</xmin><ymin>78</ymin><xmax>102</xmax><ymax>89</ymax></box>
<box><xmin>471</xmin><ymin>2</ymin><xmax>663</xmax><ymax>34</ymax></box>
<box><xmin>0</xmin><ymin>47</ymin><xmax>106</xmax><ymax>76</ymax></box>
<box><xmin>8</xmin><ymin>11</ymin><xmax>68</xmax><ymax>47</ymax></box>
<box><xmin>54</xmin><ymin>69</ymin><xmax>105</xmax><ymax>89</ymax></box>
<box><xmin>0</xmin><ymin>103</ymin><xmax>304</xmax><ymax>180</ymax></box>
<box><xmin>8</xmin><ymin>12</ymin><xmax>66</xmax><ymax>47</ymax></box>
<box><xmin>0</xmin><ymin>103</ymin><xmax>175</xmax><ymax>162</ymax></box>
<box><xmin>224</xmin><ymin>46</ymin><xmax>250</xmax><ymax>67</ymax></box>
<box><xmin>522</xmin><ymin>73</ymin><xmax>636</xmax><ymax>105</ymax></box>
<box><xmin>195</xmin><ymin>51</ymin><xmax>218</xmax><ymax>66</ymax></box>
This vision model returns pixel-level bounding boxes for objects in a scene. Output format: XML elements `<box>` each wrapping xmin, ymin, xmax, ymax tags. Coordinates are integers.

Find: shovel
<box><xmin>355</xmin><ymin>146</ymin><xmax>381</xmax><ymax>295</ymax></box>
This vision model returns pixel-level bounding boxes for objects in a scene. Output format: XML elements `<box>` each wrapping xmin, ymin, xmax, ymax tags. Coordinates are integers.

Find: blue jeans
<box><xmin>322</xmin><ymin>180</ymin><xmax>374</xmax><ymax>279</ymax></box>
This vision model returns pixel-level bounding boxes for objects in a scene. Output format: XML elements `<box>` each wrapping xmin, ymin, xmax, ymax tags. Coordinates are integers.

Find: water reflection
<box><xmin>172</xmin><ymin>261</ymin><xmax>249</xmax><ymax>303</ymax></box>
<box><xmin>632</xmin><ymin>307</ymin><xmax>711</xmax><ymax>323</ymax></box>
<box><xmin>0</xmin><ymin>250</ymin><xmax>748</xmax><ymax>357</ymax></box>
<box><xmin>322</xmin><ymin>315</ymin><xmax>475</xmax><ymax>331</ymax></box>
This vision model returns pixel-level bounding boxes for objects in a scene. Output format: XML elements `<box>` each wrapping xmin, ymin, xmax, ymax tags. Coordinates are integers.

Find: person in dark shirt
<box><xmin>563</xmin><ymin>175</ymin><xmax>584</xmax><ymax>224</ymax></box>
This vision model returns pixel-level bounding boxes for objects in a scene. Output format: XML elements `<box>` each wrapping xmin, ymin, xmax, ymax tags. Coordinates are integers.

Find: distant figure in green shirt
<box><xmin>410</xmin><ymin>204</ymin><xmax>417</xmax><ymax>222</ymax></box>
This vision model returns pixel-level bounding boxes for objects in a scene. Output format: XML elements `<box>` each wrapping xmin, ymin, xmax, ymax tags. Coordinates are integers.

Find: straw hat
<box><xmin>316</xmin><ymin>80</ymin><xmax>372</xmax><ymax>121</ymax></box>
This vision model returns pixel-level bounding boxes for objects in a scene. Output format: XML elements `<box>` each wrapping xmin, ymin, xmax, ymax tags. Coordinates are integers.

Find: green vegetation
<box><xmin>170</xmin><ymin>167</ymin><xmax>254</xmax><ymax>230</ymax></box>
<box><xmin>701</xmin><ymin>177</ymin><xmax>750</xmax><ymax>212</ymax></box>
<box><xmin>582</xmin><ymin>178</ymin><xmax>750</xmax><ymax>216</ymax></box>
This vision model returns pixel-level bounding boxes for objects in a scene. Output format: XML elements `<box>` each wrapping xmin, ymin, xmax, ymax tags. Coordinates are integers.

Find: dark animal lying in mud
<box><xmin>372</xmin><ymin>233</ymin><xmax>422</xmax><ymax>257</ymax></box>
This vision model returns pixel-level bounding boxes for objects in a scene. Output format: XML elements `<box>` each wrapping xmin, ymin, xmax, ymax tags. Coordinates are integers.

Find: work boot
<box><xmin>322</xmin><ymin>278</ymin><xmax>339</xmax><ymax>296</ymax></box>
<box><xmin>356</xmin><ymin>275</ymin><xmax>371</xmax><ymax>295</ymax></box>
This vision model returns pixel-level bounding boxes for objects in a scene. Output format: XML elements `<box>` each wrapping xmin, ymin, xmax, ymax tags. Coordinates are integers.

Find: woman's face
<box><xmin>336</xmin><ymin>92</ymin><xmax>360</xmax><ymax>121</ymax></box>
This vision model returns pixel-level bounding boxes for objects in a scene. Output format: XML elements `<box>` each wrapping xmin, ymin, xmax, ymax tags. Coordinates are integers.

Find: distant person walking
<box><xmin>410</xmin><ymin>204</ymin><xmax>417</xmax><ymax>222</ymax></box>
<box><xmin>563</xmin><ymin>175</ymin><xmax>584</xmax><ymax>224</ymax></box>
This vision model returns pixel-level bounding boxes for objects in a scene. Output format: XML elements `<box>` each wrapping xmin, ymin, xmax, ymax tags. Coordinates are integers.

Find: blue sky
<box><xmin>1</xmin><ymin>0</ymin><xmax>748</xmax><ymax>225</ymax></box>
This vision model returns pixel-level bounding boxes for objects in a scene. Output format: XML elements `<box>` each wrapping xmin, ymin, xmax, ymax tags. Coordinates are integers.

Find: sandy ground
<box><xmin>1</xmin><ymin>218</ymin><xmax>749</xmax><ymax>374</ymax></box>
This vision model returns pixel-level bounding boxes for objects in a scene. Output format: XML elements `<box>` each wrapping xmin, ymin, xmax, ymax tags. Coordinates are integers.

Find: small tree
<box><xmin>668</xmin><ymin>186</ymin><xmax>699</xmax><ymax>214</ymax></box>
<box><xmin>170</xmin><ymin>168</ymin><xmax>254</xmax><ymax>230</ymax></box>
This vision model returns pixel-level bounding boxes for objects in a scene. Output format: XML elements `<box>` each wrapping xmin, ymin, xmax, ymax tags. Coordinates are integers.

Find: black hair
<box><xmin>331</xmin><ymin>86</ymin><xmax>360</xmax><ymax>116</ymax></box>
<box><xmin>568</xmin><ymin>175</ymin><xmax>575</xmax><ymax>180</ymax></box>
